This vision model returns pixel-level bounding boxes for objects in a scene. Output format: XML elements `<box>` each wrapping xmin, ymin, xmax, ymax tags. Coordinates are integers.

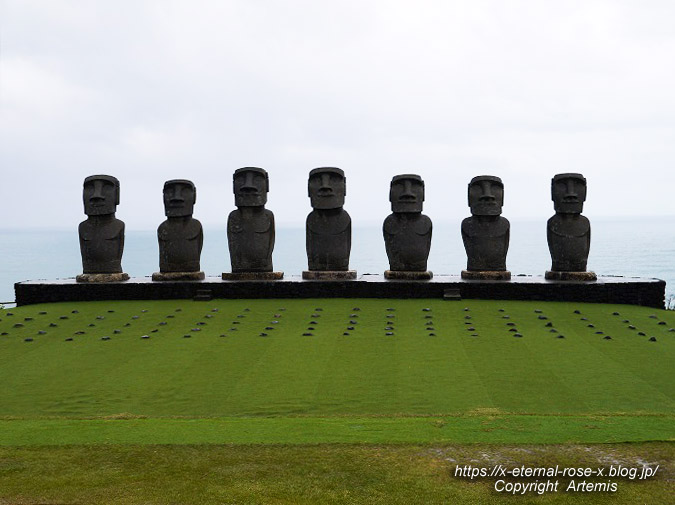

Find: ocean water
<box><xmin>1</xmin><ymin>217</ymin><xmax>673</xmax><ymax>304</ymax></box>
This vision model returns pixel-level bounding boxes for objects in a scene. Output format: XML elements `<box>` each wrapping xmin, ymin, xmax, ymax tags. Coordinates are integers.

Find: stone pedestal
<box><xmin>461</xmin><ymin>270</ymin><xmax>511</xmax><ymax>281</ymax></box>
<box><xmin>545</xmin><ymin>271</ymin><xmax>597</xmax><ymax>281</ymax></box>
<box><xmin>384</xmin><ymin>270</ymin><xmax>433</xmax><ymax>280</ymax></box>
<box><xmin>76</xmin><ymin>273</ymin><xmax>129</xmax><ymax>283</ymax></box>
<box><xmin>152</xmin><ymin>271</ymin><xmax>205</xmax><ymax>281</ymax></box>
<box><xmin>222</xmin><ymin>272</ymin><xmax>284</xmax><ymax>281</ymax></box>
<box><xmin>302</xmin><ymin>270</ymin><xmax>357</xmax><ymax>280</ymax></box>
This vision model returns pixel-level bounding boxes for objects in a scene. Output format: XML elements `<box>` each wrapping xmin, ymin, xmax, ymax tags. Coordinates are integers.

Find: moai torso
<box><xmin>158</xmin><ymin>179</ymin><xmax>203</xmax><ymax>273</ymax></box>
<box><xmin>547</xmin><ymin>173</ymin><xmax>591</xmax><ymax>272</ymax></box>
<box><xmin>79</xmin><ymin>216</ymin><xmax>125</xmax><ymax>274</ymax></box>
<box><xmin>461</xmin><ymin>216</ymin><xmax>509</xmax><ymax>271</ymax></box>
<box><xmin>462</xmin><ymin>175</ymin><xmax>510</xmax><ymax>271</ymax></box>
<box><xmin>383</xmin><ymin>174</ymin><xmax>432</xmax><ymax>271</ymax></box>
<box><xmin>228</xmin><ymin>207</ymin><xmax>275</xmax><ymax>272</ymax></box>
<box><xmin>227</xmin><ymin>167</ymin><xmax>276</xmax><ymax>273</ymax></box>
<box><xmin>306</xmin><ymin>208</ymin><xmax>351</xmax><ymax>271</ymax></box>
<box><xmin>79</xmin><ymin>175</ymin><xmax>125</xmax><ymax>274</ymax></box>
<box><xmin>159</xmin><ymin>218</ymin><xmax>203</xmax><ymax>272</ymax></box>
<box><xmin>547</xmin><ymin>214</ymin><xmax>590</xmax><ymax>272</ymax></box>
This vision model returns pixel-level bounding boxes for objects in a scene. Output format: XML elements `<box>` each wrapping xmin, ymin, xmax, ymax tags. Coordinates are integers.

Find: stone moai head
<box><xmin>308</xmin><ymin>167</ymin><xmax>346</xmax><ymax>210</ymax></box>
<box><xmin>468</xmin><ymin>175</ymin><xmax>504</xmax><ymax>216</ymax></box>
<box><xmin>163</xmin><ymin>179</ymin><xmax>196</xmax><ymax>217</ymax></box>
<box><xmin>390</xmin><ymin>174</ymin><xmax>424</xmax><ymax>213</ymax></box>
<box><xmin>233</xmin><ymin>167</ymin><xmax>269</xmax><ymax>207</ymax></box>
<box><xmin>83</xmin><ymin>175</ymin><xmax>120</xmax><ymax>216</ymax></box>
<box><xmin>552</xmin><ymin>173</ymin><xmax>586</xmax><ymax>214</ymax></box>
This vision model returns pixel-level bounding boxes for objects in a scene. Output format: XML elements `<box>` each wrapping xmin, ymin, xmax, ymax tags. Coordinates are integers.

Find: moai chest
<box><xmin>78</xmin><ymin>218</ymin><xmax>125</xmax><ymax>273</ymax></box>
<box><xmin>461</xmin><ymin>216</ymin><xmax>510</xmax><ymax>271</ymax></box>
<box><xmin>383</xmin><ymin>213</ymin><xmax>432</xmax><ymax>271</ymax></box>
<box><xmin>547</xmin><ymin>214</ymin><xmax>591</xmax><ymax>271</ymax></box>
<box><xmin>306</xmin><ymin>209</ymin><xmax>351</xmax><ymax>271</ymax></box>
<box><xmin>158</xmin><ymin>218</ymin><xmax>202</xmax><ymax>272</ymax></box>
<box><xmin>227</xmin><ymin>209</ymin><xmax>274</xmax><ymax>272</ymax></box>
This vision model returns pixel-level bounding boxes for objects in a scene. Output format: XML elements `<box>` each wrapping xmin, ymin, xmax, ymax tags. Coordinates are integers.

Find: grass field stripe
<box><xmin>0</xmin><ymin>299</ymin><xmax>672</xmax><ymax>418</ymax></box>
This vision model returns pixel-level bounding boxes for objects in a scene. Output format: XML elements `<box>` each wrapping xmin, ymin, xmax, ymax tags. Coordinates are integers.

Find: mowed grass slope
<box><xmin>0</xmin><ymin>443</ymin><xmax>673</xmax><ymax>505</ymax></box>
<box><xmin>0</xmin><ymin>298</ymin><xmax>673</xmax><ymax>444</ymax></box>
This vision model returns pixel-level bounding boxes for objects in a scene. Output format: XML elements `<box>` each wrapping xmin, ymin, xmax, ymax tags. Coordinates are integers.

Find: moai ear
<box><xmin>114</xmin><ymin>178</ymin><xmax>120</xmax><ymax>205</ymax></box>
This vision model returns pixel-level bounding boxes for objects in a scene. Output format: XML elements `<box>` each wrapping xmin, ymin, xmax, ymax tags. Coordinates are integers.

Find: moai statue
<box><xmin>383</xmin><ymin>174</ymin><xmax>433</xmax><ymax>280</ymax></box>
<box><xmin>545</xmin><ymin>173</ymin><xmax>596</xmax><ymax>281</ymax></box>
<box><xmin>302</xmin><ymin>167</ymin><xmax>356</xmax><ymax>280</ymax></box>
<box><xmin>461</xmin><ymin>175</ymin><xmax>511</xmax><ymax>280</ymax></box>
<box><xmin>76</xmin><ymin>175</ymin><xmax>129</xmax><ymax>282</ymax></box>
<box><xmin>222</xmin><ymin>167</ymin><xmax>283</xmax><ymax>280</ymax></box>
<box><xmin>152</xmin><ymin>179</ymin><xmax>204</xmax><ymax>281</ymax></box>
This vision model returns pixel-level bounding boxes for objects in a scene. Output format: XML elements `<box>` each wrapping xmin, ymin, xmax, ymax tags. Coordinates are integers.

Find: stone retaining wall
<box><xmin>15</xmin><ymin>275</ymin><xmax>666</xmax><ymax>309</ymax></box>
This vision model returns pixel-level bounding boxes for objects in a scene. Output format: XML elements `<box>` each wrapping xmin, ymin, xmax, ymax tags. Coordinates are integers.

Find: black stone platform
<box><xmin>14</xmin><ymin>274</ymin><xmax>665</xmax><ymax>309</ymax></box>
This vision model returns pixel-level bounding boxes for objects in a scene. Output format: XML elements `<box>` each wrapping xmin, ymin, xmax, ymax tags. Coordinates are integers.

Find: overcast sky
<box><xmin>2</xmin><ymin>0</ymin><xmax>674</xmax><ymax>230</ymax></box>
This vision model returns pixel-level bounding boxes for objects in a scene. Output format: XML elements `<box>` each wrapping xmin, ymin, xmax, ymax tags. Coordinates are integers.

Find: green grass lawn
<box><xmin>0</xmin><ymin>298</ymin><xmax>673</xmax><ymax>503</ymax></box>
<box><xmin>0</xmin><ymin>443</ymin><xmax>672</xmax><ymax>505</ymax></box>
<box><xmin>0</xmin><ymin>298</ymin><xmax>673</xmax><ymax>443</ymax></box>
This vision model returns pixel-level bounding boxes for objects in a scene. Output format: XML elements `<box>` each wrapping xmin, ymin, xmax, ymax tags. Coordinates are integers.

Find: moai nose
<box><xmin>90</xmin><ymin>180</ymin><xmax>106</xmax><ymax>202</ymax></box>
<box><xmin>319</xmin><ymin>173</ymin><xmax>334</xmax><ymax>193</ymax></box>
<box><xmin>479</xmin><ymin>181</ymin><xmax>495</xmax><ymax>201</ymax></box>
<box><xmin>400</xmin><ymin>180</ymin><xmax>416</xmax><ymax>200</ymax></box>
<box><xmin>169</xmin><ymin>186</ymin><xmax>185</xmax><ymax>203</ymax></box>
<box><xmin>241</xmin><ymin>172</ymin><xmax>259</xmax><ymax>193</ymax></box>
<box><xmin>563</xmin><ymin>179</ymin><xmax>580</xmax><ymax>201</ymax></box>
<box><xmin>565</xmin><ymin>179</ymin><xmax>578</xmax><ymax>197</ymax></box>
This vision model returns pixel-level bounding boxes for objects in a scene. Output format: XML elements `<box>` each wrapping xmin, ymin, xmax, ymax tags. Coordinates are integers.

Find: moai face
<box><xmin>468</xmin><ymin>175</ymin><xmax>504</xmax><ymax>216</ymax></box>
<box><xmin>308</xmin><ymin>167</ymin><xmax>346</xmax><ymax>210</ymax></box>
<box><xmin>233</xmin><ymin>167</ymin><xmax>269</xmax><ymax>207</ymax></box>
<box><xmin>163</xmin><ymin>179</ymin><xmax>196</xmax><ymax>217</ymax></box>
<box><xmin>552</xmin><ymin>173</ymin><xmax>586</xmax><ymax>214</ymax></box>
<box><xmin>83</xmin><ymin>175</ymin><xmax>120</xmax><ymax>216</ymax></box>
<box><xmin>390</xmin><ymin>174</ymin><xmax>424</xmax><ymax>213</ymax></box>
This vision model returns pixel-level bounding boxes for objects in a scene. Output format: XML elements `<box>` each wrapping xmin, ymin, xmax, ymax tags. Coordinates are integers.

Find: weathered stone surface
<box><xmin>226</xmin><ymin>167</ymin><xmax>279</xmax><ymax>275</ymax></box>
<box><xmin>152</xmin><ymin>271</ymin><xmax>205</xmax><ymax>281</ymax></box>
<box><xmin>461</xmin><ymin>270</ymin><xmax>512</xmax><ymax>280</ymax></box>
<box><xmin>545</xmin><ymin>271</ymin><xmax>597</xmax><ymax>281</ymax></box>
<box><xmin>222</xmin><ymin>272</ymin><xmax>284</xmax><ymax>280</ymax></box>
<box><xmin>547</xmin><ymin>173</ymin><xmax>594</xmax><ymax>278</ymax></box>
<box><xmin>302</xmin><ymin>270</ymin><xmax>357</xmax><ymax>280</ymax></box>
<box><xmin>306</xmin><ymin>167</ymin><xmax>354</xmax><ymax>272</ymax></box>
<box><xmin>383</xmin><ymin>174</ymin><xmax>432</xmax><ymax>274</ymax></box>
<box><xmin>76</xmin><ymin>273</ymin><xmax>130</xmax><ymax>283</ymax></box>
<box><xmin>78</xmin><ymin>175</ymin><xmax>128</xmax><ymax>280</ymax></box>
<box><xmin>384</xmin><ymin>270</ymin><xmax>433</xmax><ymax>280</ymax></box>
<box><xmin>157</xmin><ymin>179</ymin><xmax>203</xmax><ymax>274</ymax></box>
<box><xmin>14</xmin><ymin>275</ymin><xmax>667</xmax><ymax>309</ymax></box>
<box><xmin>461</xmin><ymin>175</ymin><xmax>509</xmax><ymax>274</ymax></box>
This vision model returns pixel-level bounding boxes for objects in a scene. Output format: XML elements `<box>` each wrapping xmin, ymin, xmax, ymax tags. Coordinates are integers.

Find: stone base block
<box><xmin>461</xmin><ymin>270</ymin><xmax>511</xmax><ymax>281</ymax></box>
<box><xmin>545</xmin><ymin>271</ymin><xmax>597</xmax><ymax>281</ymax></box>
<box><xmin>16</xmin><ymin>275</ymin><xmax>666</xmax><ymax>309</ymax></box>
<box><xmin>302</xmin><ymin>270</ymin><xmax>357</xmax><ymax>280</ymax></box>
<box><xmin>222</xmin><ymin>272</ymin><xmax>284</xmax><ymax>281</ymax></box>
<box><xmin>76</xmin><ymin>273</ymin><xmax>130</xmax><ymax>283</ymax></box>
<box><xmin>152</xmin><ymin>271</ymin><xmax>205</xmax><ymax>281</ymax></box>
<box><xmin>384</xmin><ymin>270</ymin><xmax>433</xmax><ymax>280</ymax></box>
